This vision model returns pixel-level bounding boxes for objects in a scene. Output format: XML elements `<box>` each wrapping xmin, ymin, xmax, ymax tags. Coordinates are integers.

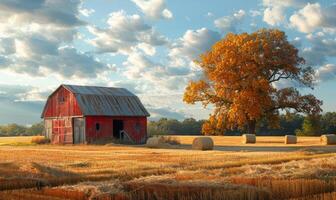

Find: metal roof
<box><xmin>54</xmin><ymin>85</ymin><xmax>149</xmax><ymax>117</ymax></box>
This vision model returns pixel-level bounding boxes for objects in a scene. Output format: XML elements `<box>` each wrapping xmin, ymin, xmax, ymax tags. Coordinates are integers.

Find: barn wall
<box><xmin>85</xmin><ymin>116</ymin><xmax>147</xmax><ymax>144</ymax></box>
<box><xmin>49</xmin><ymin>117</ymin><xmax>73</xmax><ymax>144</ymax></box>
<box><xmin>43</xmin><ymin>87</ymin><xmax>82</xmax><ymax>118</ymax></box>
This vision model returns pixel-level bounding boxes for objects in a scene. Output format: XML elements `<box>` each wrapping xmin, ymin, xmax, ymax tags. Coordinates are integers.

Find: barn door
<box><xmin>73</xmin><ymin>118</ymin><xmax>85</xmax><ymax>144</ymax></box>
<box><xmin>44</xmin><ymin>120</ymin><xmax>52</xmax><ymax>140</ymax></box>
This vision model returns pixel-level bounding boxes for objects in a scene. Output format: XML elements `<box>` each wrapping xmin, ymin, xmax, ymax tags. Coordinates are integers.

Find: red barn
<box><xmin>41</xmin><ymin>84</ymin><xmax>150</xmax><ymax>144</ymax></box>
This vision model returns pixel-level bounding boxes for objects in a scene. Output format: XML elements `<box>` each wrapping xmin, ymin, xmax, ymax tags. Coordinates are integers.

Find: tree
<box><xmin>147</xmin><ymin>118</ymin><xmax>205</xmax><ymax>135</ymax></box>
<box><xmin>321</xmin><ymin>112</ymin><xmax>336</xmax><ymax>134</ymax></box>
<box><xmin>27</xmin><ymin>122</ymin><xmax>44</xmax><ymax>135</ymax></box>
<box><xmin>184</xmin><ymin>29</ymin><xmax>322</xmax><ymax>135</ymax></box>
<box><xmin>296</xmin><ymin>115</ymin><xmax>322</xmax><ymax>136</ymax></box>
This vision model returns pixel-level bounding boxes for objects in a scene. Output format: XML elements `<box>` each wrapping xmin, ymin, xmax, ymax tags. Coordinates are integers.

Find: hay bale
<box><xmin>242</xmin><ymin>134</ymin><xmax>256</xmax><ymax>144</ymax></box>
<box><xmin>192</xmin><ymin>137</ymin><xmax>214</xmax><ymax>150</ymax></box>
<box><xmin>146</xmin><ymin>136</ymin><xmax>166</xmax><ymax>148</ymax></box>
<box><xmin>320</xmin><ymin>134</ymin><xmax>336</xmax><ymax>145</ymax></box>
<box><xmin>285</xmin><ymin>135</ymin><xmax>297</xmax><ymax>144</ymax></box>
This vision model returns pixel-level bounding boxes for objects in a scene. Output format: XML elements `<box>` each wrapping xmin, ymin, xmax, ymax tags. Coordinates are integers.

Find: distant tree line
<box><xmin>148</xmin><ymin>118</ymin><xmax>206</xmax><ymax>135</ymax></box>
<box><xmin>1</xmin><ymin>113</ymin><xmax>335</xmax><ymax>136</ymax></box>
<box><xmin>0</xmin><ymin>122</ymin><xmax>44</xmax><ymax>136</ymax></box>
<box><xmin>148</xmin><ymin>112</ymin><xmax>336</xmax><ymax>136</ymax></box>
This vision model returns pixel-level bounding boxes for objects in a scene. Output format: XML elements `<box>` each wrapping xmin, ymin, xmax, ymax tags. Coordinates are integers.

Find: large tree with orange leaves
<box><xmin>184</xmin><ymin>29</ymin><xmax>322</xmax><ymax>135</ymax></box>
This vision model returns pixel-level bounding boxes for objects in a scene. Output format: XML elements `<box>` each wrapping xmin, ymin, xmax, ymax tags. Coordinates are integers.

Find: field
<box><xmin>0</xmin><ymin>136</ymin><xmax>336</xmax><ymax>200</ymax></box>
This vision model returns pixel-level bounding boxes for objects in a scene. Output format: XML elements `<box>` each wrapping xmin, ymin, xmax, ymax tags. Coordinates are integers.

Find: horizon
<box><xmin>0</xmin><ymin>0</ymin><xmax>336</xmax><ymax>125</ymax></box>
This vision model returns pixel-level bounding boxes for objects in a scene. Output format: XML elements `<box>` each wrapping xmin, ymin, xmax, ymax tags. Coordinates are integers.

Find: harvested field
<box><xmin>0</xmin><ymin>136</ymin><xmax>335</xmax><ymax>199</ymax></box>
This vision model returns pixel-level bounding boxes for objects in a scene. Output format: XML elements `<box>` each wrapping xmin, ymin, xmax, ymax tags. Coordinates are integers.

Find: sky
<box><xmin>0</xmin><ymin>0</ymin><xmax>336</xmax><ymax>125</ymax></box>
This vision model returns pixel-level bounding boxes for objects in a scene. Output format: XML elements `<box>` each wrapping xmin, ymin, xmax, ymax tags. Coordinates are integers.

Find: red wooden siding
<box><xmin>43</xmin><ymin>87</ymin><xmax>82</xmax><ymax>118</ymax></box>
<box><xmin>51</xmin><ymin>117</ymin><xmax>73</xmax><ymax>144</ymax></box>
<box><xmin>85</xmin><ymin>116</ymin><xmax>147</xmax><ymax>143</ymax></box>
<box><xmin>42</xmin><ymin>85</ymin><xmax>148</xmax><ymax>144</ymax></box>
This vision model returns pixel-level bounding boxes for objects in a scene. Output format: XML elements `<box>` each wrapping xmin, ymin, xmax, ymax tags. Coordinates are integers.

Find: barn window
<box><xmin>59</xmin><ymin>96</ymin><xmax>65</xmax><ymax>103</ymax></box>
<box><xmin>96</xmin><ymin>123</ymin><xmax>100</xmax><ymax>131</ymax></box>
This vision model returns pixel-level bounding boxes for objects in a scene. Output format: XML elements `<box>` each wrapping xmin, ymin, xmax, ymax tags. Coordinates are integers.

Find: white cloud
<box><xmin>289</xmin><ymin>3</ymin><xmax>322</xmax><ymax>33</ymax></box>
<box><xmin>14</xmin><ymin>88</ymin><xmax>50</xmax><ymax>102</ymax></box>
<box><xmin>315</xmin><ymin>64</ymin><xmax>336</xmax><ymax>82</ymax></box>
<box><xmin>0</xmin><ymin>0</ymin><xmax>107</xmax><ymax>78</ymax></box>
<box><xmin>88</xmin><ymin>10</ymin><xmax>167</xmax><ymax>54</ymax></box>
<box><xmin>131</xmin><ymin>0</ymin><xmax>173</xmax><ymax>19</ymax></box>
<box><xmin>263</xmin><ymin>6</ymin><xmax>285</xmax><ymax>26</ymax></box>
<box><xmin>262</xmin><ymin>0</ymin><xmax>311</xmax><ymax>8</ymax></box>
<box><xmin>0</xmin><ymin>0</ymin><xmax>85</xmax><ymax>27</ymax></box>
<box><xmin>301</xmin><ymin>33</ymin><xmax>336</xmax><ymax>66</ymax></box>
<box><xmin>117</xmin><ymin>28</ymin><xmax>222</xmax><ymax>95</ymax></box>
<box><xmin>169</xmin><ymin>28</ymin><xmax>221</xmax><ymax>67</ymax></box>
<box><xmin>290</xmin><ymin>3</ymin><xmax>336</xmax><ymax>33</ymax></box>
<box><xmin>79</xmin><ymin>8</ymin><xmax>95</xmax><ymax>17</ymax></box>
<box><xmin>261</xmin><ymin>0</ymin><xmax>313</xmax><ymax>26</ymax></box>
<box><xmin>136</xmin><ymin>43</ymin><xmax>156</xmax><ymax>56</ymax></box>
<box><xmin>214</xmin><ymin>9</ymin><xmax>245</xmax><ymax>32</ymax></box>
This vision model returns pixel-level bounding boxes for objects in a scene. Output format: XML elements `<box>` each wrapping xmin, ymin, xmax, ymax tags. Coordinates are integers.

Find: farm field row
<box><xmin>0</xmin><ymin>136</ymin><xmax>336</xmax><ymax>199</ymax></box>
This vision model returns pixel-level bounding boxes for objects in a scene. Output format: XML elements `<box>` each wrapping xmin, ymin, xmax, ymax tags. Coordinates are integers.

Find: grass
<box><xmin>0</xmin><ymin>136</ymin><xmax>35</xmax><ymax>146</ymax></box>
<box><xmin>173</xmin><ymin>135</ymin><xmax>323</xmax><ymax>147</ymax></box>
<box><xmin>0</xmin><ymin>136</ymin><xmax>335</xmax><ymax>199</ymax></box>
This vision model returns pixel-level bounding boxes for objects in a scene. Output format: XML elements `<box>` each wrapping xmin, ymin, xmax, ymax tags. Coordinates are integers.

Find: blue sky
<box><xmin>0</xmin><ymin>0</ymin><xmax>335</xmax><ymax>125</ymax></box>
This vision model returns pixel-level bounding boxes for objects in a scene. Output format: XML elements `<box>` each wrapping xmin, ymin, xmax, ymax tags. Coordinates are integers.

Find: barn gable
<box><xmin>41</xmin><ymin>85</ymin><xmax>83</xmax><ymax>118</ymax></box>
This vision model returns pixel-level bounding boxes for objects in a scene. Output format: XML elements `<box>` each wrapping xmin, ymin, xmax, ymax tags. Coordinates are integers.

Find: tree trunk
<box><xmin>247</xmin><ymin>120</ymin><xmax>256</xmax><ymax>135</ymax></box>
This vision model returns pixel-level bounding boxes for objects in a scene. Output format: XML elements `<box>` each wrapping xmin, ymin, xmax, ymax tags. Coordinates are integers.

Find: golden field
<box><xmin>0</xmin><ymin>136</ymin><xmax>336</xmax><ymax>200</ymax></box>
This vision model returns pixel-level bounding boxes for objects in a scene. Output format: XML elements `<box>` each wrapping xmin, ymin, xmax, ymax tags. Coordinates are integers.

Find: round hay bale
<box><xmin>146</xmin><ymin>136</ymin><xmax>165</xmax><ymax>148</ymax></box>
<box><xmin>242</xmin><ymin>134</ymin><xmax>256</xmax><ymax>144</ymax></box>
<box><xmin>320</xmin><ymin>134</ymin><xmax>336</xmax><ymax>145</ymax></box>
<box><xmin>192</xmin><ymin>137</ymin><xmax>214</xmax><ymax>150</ymax></box>
<box><xmin>285</xmin><ymin>135</ymin><xmax>297</xmax><ymax>144</ymax></box>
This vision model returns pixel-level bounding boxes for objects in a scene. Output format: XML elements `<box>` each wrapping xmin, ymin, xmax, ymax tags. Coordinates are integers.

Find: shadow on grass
<box><xmin>0</xmin><ymin>162</ymin><xmax>19</xmax><ymax>170</ymax></box>
<box><xmin>32</xmin><ymin>162</ymin><xmax>80</xmax><ymax>178</ymax></box>
<box><xmin>137</xmin><ymin>143</ymin><xmax>336</xmax><ymax>153</ymax></box>
<box><xmin>214</xmin><ymin>145</ymin><xmax>336</xmax><ymax>152</ymax></box>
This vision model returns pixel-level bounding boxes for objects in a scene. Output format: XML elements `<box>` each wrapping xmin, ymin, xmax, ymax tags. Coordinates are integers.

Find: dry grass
<box><xmin>31</xmin><ymin>136</ymin><xmax>50</xmax><ymax>144</ymax></box>
<box><xmin>0</xmin><ymin>136</ymin><xmax>34</xmax><ymax>146</ymax></box>
<box><xmin>173</xmin><ymin>135</ymin><xmax>323</xmax><ymax>147</ymax></box>
<box><xmin>0</xmin><ymin>136</ymin><xmax>336</xmax><ymax>199</ymax></box>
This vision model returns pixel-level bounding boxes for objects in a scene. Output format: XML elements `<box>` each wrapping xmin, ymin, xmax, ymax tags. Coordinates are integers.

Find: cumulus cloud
<box><xmin>0</xmin><ymin>0</ymin><xmax>85</xmax><ymax>27</ymax></box>
<box><xmin>315</xmin><ymin>64</ymin><xmax>336</xmax><ymax>82</ymax></box>
<box><xmin>262</xmin><ymin>0</ymin><xmax>313</xmax><ymax>26</ymax></box>
<box><xmin>122</xmin><ymin>51</ymin><xmax>192</xmax><ymax>92</ymax></box>
<box><xmin>263</xmin><ymin>6</ymin><xmax>285</xmax><ymax>26</ymax></box>
<box><xmin>0</xmin><ymin>0</ymin><xmax>108</xmax><ymax>78</ymax></box>
<box><xmin>289</xmin><ymin>3</ymin><xmax>322</xmax><ymax>33</ymax></box>
<box><xmin>290</xmin><ymin>3</ymin><xmax>336</xmax><ymax>33</ymax></box>
<box><xmin>88</xmin><ymin>10</ymin><xmax>167</xmax><ymax>54</ymax></box>
<box><xmin>169</xmin><ymin>28</ymin><xmax>221</xmax><ymax>67</ymax></box>
<box><xmin>120</xmin><ymin>28</ymin><xmax>221</xmax><ymax>94</ymax></box>
<box><xmin>301</xmin><ymin>33</ymin><xmax>336</xmax><ymax>66</ymax></box>
<box><xmin>214</xmin><ymin>10</ymin><xmax>245</xmax><ymax>32</ymax></box>
<box><xmin>131</xmin><ymin>0</ymin><xmax>173</xmax><ymax>19</ymax></box>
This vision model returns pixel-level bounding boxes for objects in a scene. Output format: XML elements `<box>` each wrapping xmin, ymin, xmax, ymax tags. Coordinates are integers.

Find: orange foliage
<box><xmin>184</xmin><ymin>29</ymin><xmax>322</xmax><ymax>135</ymax></box>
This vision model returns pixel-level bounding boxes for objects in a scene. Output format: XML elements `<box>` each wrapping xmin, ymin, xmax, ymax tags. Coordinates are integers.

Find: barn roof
<box><xmin>43</xmin><ymin>84</ymin><xmax>150</xmax><ymax>117</ymax></box>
